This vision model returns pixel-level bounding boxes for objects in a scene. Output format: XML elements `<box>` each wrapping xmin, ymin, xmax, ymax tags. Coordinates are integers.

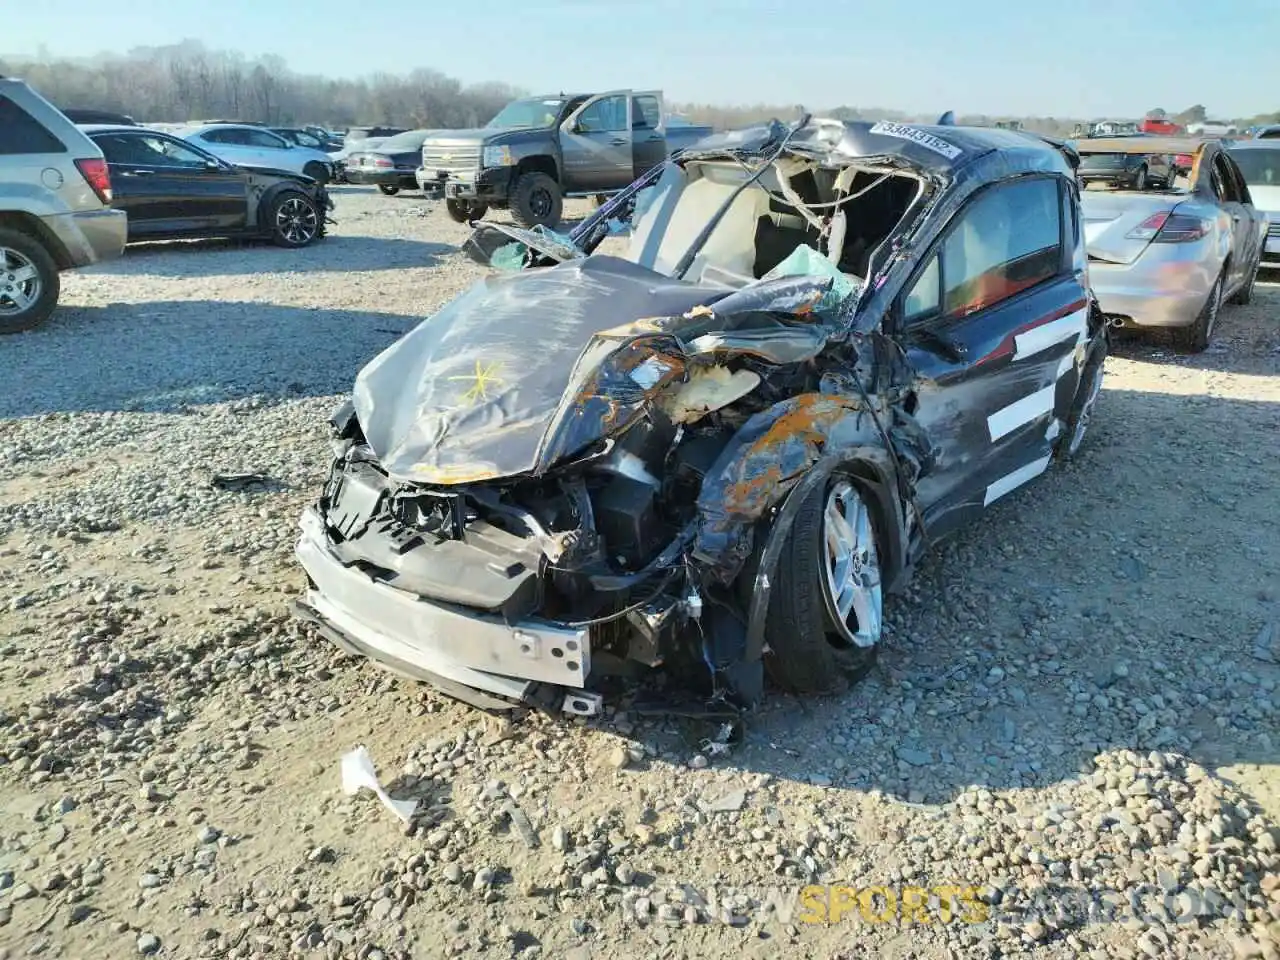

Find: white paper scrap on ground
<box><xmin>340</xmin><ymin>746</ymin><xmax>417</xmax><ymax>824</ymax></box>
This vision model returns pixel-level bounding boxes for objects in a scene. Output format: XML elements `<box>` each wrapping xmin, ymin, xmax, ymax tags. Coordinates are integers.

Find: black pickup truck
<box><xmin>416</xmin><ymin>90</ymin><xmax>712</xmax><ymax>227</ymax></box>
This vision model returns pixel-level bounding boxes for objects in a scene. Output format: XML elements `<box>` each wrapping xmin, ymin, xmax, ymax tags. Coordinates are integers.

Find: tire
<box><xmin>268</xmin><ymin>191</ymin><xmax>322</xmax><ymax>248</ymax></box>
<box><xmin>0</xmin><ymin>227</ymin><xmax>60</xmax><ymax>334</ymax></box>
<box><xmin>757</xmin><ymin>478</ymin><xmax>882</xmax><ymax>695</ymax></box>
<box><xmin>1229</xmin><ymin>252</ymin><xmax>1259</xmax><ymax>305</ymax></box>
<box><xmin>509</xmin><ymin>171</ymin><xmax>562</xmax><ymax>228</ymax></box>
<box><xmin>1173</xmin><ymin>273</ymin><xmax>1223</xmax><ymax>352</ymax></box>
<box><xmin>378</xmin><ymin>184</ymin><xmax>400</xmax><ymax>196</ymax></box>
<box><xmin>302</xmin><ymin>161</ymin><xmax>329</xmax><ymax>185</ymax></box>
<box><xmin>1133</xmin><ymin>165</ymin><xmax>1147</xmax><ymax>190</ymax></box>
<box><xmin>445</xmin><ymin>199</ymin><xmax>488</xmax><ymax>224</ymax></box>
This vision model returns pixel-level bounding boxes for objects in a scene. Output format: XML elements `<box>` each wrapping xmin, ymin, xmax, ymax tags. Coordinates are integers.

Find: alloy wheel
<box><xmin>276</xmin><ymin>197</ymin><xmax>318</xmax><ymax>245</ymax></box>
<box><xmin>0</xmin><ymin>246</ymin><xmax>42</xmax><ymax>316</ymax></box>
<box><xmin>820</xmin><ymin>480</ymin><xmax>883</xmax><ymax>649</ymax></box>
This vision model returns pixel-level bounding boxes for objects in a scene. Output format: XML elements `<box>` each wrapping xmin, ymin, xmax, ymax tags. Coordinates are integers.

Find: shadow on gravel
<box><xmin>642</xmin><ymin>386</ymin><xmax>1280</xmax><ymax>806</ymax></box>
<box><xmin>4</xmin><ymin>301</ymin><xmax>424</xmax><ymax>417</ymax></box>
<box><xmin>88</xmin><ymin>235</ymin><xmax>454</xmax><ymax>278</ymax></box>
<box><xmin>1108</xmin><ymin>278</ymin><xmax>1280</xmax><ymax>376</ymax></box>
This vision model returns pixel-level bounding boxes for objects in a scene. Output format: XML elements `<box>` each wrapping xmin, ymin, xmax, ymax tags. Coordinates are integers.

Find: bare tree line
<box><xmin>3</xmin><ymin>41</ymin><xmax>1274</xmax><ymax>134</ymax></box>
<box><xmin>0</xmin><ymin>41</ymin><xmax>524</xmax><ymax>128</ymax></box>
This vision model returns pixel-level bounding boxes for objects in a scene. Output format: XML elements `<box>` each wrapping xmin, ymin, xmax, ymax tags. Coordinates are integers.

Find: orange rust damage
<box><xmin>722</xmin><ymin>394</ymin><xmax>860</xmax><ymax>511</ymax></box>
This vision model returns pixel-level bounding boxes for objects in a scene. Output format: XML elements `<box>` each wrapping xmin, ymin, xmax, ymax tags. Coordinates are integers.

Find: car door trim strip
<box><xmin>987</xmin><ymin>385</ymin><xmax>1057</xmax><ymax>442</ymax></box>
<box><xmin>1013</xmin><ymin>306</ymin><xmax>1088</xmax><ymax>360</ymax></box>
<box><xmin>983</xmin><ymin>454</ymin><xmax>1052</xmax><ymax>506</ymax></box>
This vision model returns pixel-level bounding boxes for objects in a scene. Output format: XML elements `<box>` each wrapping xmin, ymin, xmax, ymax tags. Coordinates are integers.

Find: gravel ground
<box><xmin>2</xmin><ymin>186</ymin><xmax>1279</xmax><ymax>960</ymax></box>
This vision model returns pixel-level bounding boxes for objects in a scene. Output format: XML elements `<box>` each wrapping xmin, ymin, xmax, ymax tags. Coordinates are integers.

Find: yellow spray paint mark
<box><xmin>448</xmin><ymin>360</ymin><xmax>505</xmax><ymax>405</ymax></box>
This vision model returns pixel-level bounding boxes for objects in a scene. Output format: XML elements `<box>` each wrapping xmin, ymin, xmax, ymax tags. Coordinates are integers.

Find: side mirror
<box><xmin>204</xmin><ymin>159</ymin><xmax>222</xmax><ymax>170</ymax></box>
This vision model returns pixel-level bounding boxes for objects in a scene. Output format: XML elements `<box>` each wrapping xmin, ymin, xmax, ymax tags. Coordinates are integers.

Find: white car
<box><xmin>1229</xmin><ymin>141</ymin><xmax>1280</xmax><ymax>268</ymax></box>
<box><xmin>178</xmin><ymin>124</ymin><xmax>336</xmax><ymax>183</ymax></box>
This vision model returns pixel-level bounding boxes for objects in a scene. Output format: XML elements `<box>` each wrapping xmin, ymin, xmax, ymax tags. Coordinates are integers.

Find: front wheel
<box><xmin>269</xmin><ymin>191</ymin><xmax>322</xmax><ymax>248</ymax></box>
<box><xmin>757</xmin><ymin>478</ymin><xmax>882</xmax><ymax>695</ymax></box>
<box><xmin>1058</xmin><ymin>332</ymin><xmax>1108</xmax><ymax>460</ymax></box>
<box><xmin>378</xmin><ymin>184</ymin><xmax>400</xmax><ymax>196</ymax></box>
<box><xmin>0</xmin><ymin>227</ymin><xmax>60</xmax><ymax>334</ymax></box>
<box><xmin>445</xmin><ymin>199</ymin><xmax>488</xmax><ymax>223</ymax></box>
<box><xmin>509</xmin><ymin>171</ymin><xmax>562</xmax><ymax>228</ymax></box>
<box><xmin>1133</xmin><ymin>165</ymin><xmax>1148</xmax><ymax>190</ymax></box>
<box><xmin>1174</xmin><ymin>273</ymin><xmax>1223</xmax><ymax>352</ymax></box>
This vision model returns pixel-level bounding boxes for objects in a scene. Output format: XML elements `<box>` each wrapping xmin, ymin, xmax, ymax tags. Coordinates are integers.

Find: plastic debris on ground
<box><xmin>760</xmin><ymin>244</ymin><xmax>860</xmax><ymax>313</ymax></box>
<box><xmin>340</xmin><ymin>746</ymin><xmax>417</xmax><ymax>824</ymax></box>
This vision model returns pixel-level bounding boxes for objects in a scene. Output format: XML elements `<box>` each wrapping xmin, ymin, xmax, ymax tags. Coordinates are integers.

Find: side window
<box><xmin>294</xmin><ymin>132</ymin><xmax>321</xmax><ymax>148</ymax></box>
<box><xmin>903</xmin><ymin>255</ymin><xmax>940</xmax><ymax>321</ymax></box>
<box><xmin>245</xmin><ymin>129</ymin><xmax>287</xmax><ymax>148</ymax></box>
<box><xmin>632</xmin><ymin>96</ymin><xmax>661</xmax><ymax>131</ymax></box>
<box><xmin>903</xmin><ymin>177</ymin><xmax>1064</xmax><ymax>323</ymax></box>
<box><xmin>0</xmin><ymin>96</ymin><xmax>67</xmax><ymax>154</ymax></box>
<box><xmin>1221</xmin><ymin>154</ymin><xmax>1251</xmax><ymax>204</ymax></box>
<box><xmin>1209</xmin><ymin>155</ymin><xmax>1230</xmax><ymax>199</ymax></box>
<box><xmin>577</xmin><ymin>96</ymin><xmax>628</xmax><ymax>134</ymax></box>
<box><xmin>201</xmin><ymin>129</ymin><xmax>235</xmax><ymax>144</ymax></box>
<box><xmin>139</xmin><ymin>136</ymin><xmax>209</xmax><ymax>168</ymax></box>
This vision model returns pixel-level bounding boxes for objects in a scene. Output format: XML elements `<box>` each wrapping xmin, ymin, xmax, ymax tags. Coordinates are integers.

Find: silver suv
<box><xmin>0</xmin><ymin>77</ymin><xmax>127</xmax><ymax>332</ymax></box>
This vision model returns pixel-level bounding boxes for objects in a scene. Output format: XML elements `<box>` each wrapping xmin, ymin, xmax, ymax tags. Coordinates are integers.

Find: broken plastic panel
<box><xmin>340</xmin><ymin>746</ymin><xmax>417</xmax><ymax>824</ymax></box>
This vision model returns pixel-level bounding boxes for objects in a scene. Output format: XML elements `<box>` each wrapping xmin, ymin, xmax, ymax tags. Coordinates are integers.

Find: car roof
<box><xmin>689</xmin><ymin>118</ymin><xmax>1073</xmax><ymax>178</ymax></box>
<box><xmin>78</xmin><ymin>124</ymin><xmax>169</xmax><ymax>135</ymax></box>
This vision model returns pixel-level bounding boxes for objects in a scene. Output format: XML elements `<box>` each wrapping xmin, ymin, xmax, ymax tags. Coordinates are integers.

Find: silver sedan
<box><xmin>1077</xmin><ymin>137</ymin><xmax>1267</xmax><ymax>351</ymax></box>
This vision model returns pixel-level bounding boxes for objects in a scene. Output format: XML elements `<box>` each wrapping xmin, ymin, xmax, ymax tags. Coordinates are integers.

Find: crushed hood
<box><xmin>353</xmin><ymin>256</ymin><xmax>729</xmax><ymax>485</ymax></box>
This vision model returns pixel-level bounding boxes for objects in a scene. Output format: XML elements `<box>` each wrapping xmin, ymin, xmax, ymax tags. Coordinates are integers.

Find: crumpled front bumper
<box><xmin>293</xmin><ymin>506</ymin><xmax>598</xmax><ymax>713</ymax></box>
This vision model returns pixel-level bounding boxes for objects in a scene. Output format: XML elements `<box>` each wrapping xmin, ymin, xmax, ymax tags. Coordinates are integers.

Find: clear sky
<box><xmin>5</xmin><ymin>0</ymin><xmax>1276</xmax><ymax>118</ymax></box>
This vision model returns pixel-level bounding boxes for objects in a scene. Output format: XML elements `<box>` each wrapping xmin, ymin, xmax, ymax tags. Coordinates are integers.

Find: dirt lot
<box><xmin>2</xmin><ymin>186</ymin><xmax>1279</xmax><ymax>960</ymax></box>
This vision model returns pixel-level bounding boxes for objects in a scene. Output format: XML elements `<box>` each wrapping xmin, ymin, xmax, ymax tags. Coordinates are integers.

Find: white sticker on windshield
<box><xmin>870</xmin><ymin>121</ymin><xmax>962</xmax><ymax>160</ymax></box>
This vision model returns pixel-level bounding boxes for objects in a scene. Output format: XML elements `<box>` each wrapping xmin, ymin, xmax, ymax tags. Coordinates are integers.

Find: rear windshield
<box><xmin>487</xmin><ymin>98</ymin><xmax>566</xmax><ymax>130</ymax></box>
<box><xmin>1232</xmin><ymin>148</ymin><xmax>1280</xmax><ymax>186</ymax></box>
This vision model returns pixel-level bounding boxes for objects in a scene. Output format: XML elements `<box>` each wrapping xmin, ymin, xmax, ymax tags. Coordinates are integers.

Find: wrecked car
<box><xmin>293</xmin><ymin>117</ymin><xmax>1108</xmax><ymax>716</ymax></box>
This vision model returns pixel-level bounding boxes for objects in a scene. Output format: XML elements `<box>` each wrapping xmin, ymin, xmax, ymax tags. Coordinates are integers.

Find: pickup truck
<box><xmin>416</xmin><ymin>90</ymin><xmax>713</xmax><ymax>227</ymax></box>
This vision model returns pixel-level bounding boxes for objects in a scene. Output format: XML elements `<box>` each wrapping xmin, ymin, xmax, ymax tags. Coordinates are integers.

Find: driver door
<box><xmin>893</xmin><ymin>175</ymin><xmax>1089</xmax><ymax>538</ymax></box>
<box><xmin>560</xmin><ymin>92</ymin><xmax>632</xmax><ymax>193</ymax></box>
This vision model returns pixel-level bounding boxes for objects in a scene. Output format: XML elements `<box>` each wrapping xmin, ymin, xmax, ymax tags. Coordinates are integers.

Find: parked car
<box><xmin>178</xmin><ymin>124</ymin><xmax>337</xmax><ymax>184</ymax></box>
<box><xmin>1140</xmin><ymin>117</ymin><xmax>1184</xmax><ymax>136</ymax></box>
<box><xmin>1077</xmin><ymin>146</ymin><xmax>1174</xmax><ymax>190</ymax></box>
<box><xmin>1071</xmin><ymin>120</ymin><xmax>1140</xmax><ymax>138</ymax></box>
<box><xmin>294</xmin><ymin>118</ymin><xmax>1107</xmax><ymax>716</ymax></box>
<box><xmin>343</xmin><ymin>129</ymin><xmax>432</xmax><ymax>195</ymax></box>
<box><xmin>0</xmin><ymin>78</ymin><xmax>127</xmax><ymax>332</ymax></box>
<box><xmin>417</xmin><ymin>90</ymin><xmax>714</xmax><ymax>226</ymax></box>
<box><xmin>1226</xmin><ymin>140</ymin><xmax>1280</xmax><ymax>268</ymax></box>
<box><xmin>330</xmin><ymin>136</ymin><xmax>387</xmax><ymax>183</ymax></box>
<box><xmin>1077</xmin><ymin>136</ymin><xmax>1266</xmax><ymax>351</ymax></box>
<box><xmin>1253</xmin><ymin>124</ymin><xmax>1280</xmax><ymax>140</ymax></box>
<box><xmin>82</xmin><ymin>126</ymin><xmax>331</xmax><ymax>248</ymax></box>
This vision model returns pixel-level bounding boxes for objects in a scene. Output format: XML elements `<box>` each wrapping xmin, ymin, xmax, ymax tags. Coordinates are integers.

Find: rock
<box><xmin>551</xmin><ymin>826</ymin><xmax>570</xmax><ymax>852</ymax></box>
<box><xmin>196</xmin><ymin>825</ymin><xmax>219</xmax><ymax>844</ymax></box>
<box><xmin>308</xmin><ymin>845</ymin><xmax>334</xmax><ymax>864</ymax></box>
<box><xmin>137</xmin><ymin>933</ymin><xmax>160</xmax><ymax>955</ymax></box>
<box><xmin>705</xmin><ymin>788</ymin><xmax>747</xmax><ymax>813</ymax></box>
<box><xmin>615</xmin><ymin>863</ymin><xmax>635</xmax><ymax>885</ymax></box>
<box><xmin>473</xmin><ymin>866</ymin><xmax>495</xmax><ymax>891</ymax></box>
<box><xmin>369</xmin><ymin>897</ymin><xmax>392</xmax><ymax>922</ymax></box>
<box><xmin>11</xmin><ymin>883</ymin><xmax>37</xmax><ymax>901</ymax></box>
<box><xmin>896</xmin><ymin>747</ymin><xmax>932</xmax><ymax>767</ymax></box>
<box><xmin>689</xmin><ymin>755</ymin><xmax>709</xmax><ymax>770</ymax></box>
<box><xmin>67</xmin><ymin>903</ymin><xmax>93</xmax><ymax>925</ymax></box>
<box><xmin>442</xmin><ymin>863</ymin><xmax>463</xmax><ymax>884</ymax></box>
<box><xmin>606</xmin><ymin>747</ymin><xmax>630</xmax><ymax>770</ymax></box>
<box><xmin>138</xmin><ymin>873</ymin><xmax>164</xmax><ymax>889</ymax></box>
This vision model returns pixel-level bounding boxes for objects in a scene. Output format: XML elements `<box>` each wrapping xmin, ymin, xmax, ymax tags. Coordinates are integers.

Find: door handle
<box><xmin>609</xmin><ymin>138</ymin><xmax>627</xmax><ymax>146</ymax></box>
<box><xmin>123</xmin><ymin>169</ymin><xmax>154</xmax><ymax>177</ymax></box>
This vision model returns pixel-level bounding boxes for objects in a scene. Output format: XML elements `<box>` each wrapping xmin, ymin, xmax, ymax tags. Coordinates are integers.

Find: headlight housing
<box><xmin>482</xmin><ymin>145</ymin><xmax>514</xmax><ymax>168</ymax></box>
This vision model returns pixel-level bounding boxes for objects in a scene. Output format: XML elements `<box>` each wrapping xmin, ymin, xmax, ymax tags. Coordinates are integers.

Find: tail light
<box><xmin>1126</xmin><ymin>212</ymin><xmax>1210</xmax><ymax>243</ymax></box>
<box><xmin>74</xmin><ymin>157</ymin><xmax>113</xmax><ymax>204</ymax></box>
<box><xmin>373</xmin><ymin>157</ymin><xmax>392</xmax><ymax>168</ymax></box>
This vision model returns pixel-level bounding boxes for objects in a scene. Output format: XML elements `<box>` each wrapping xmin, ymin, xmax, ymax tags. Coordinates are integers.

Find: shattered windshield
<box><xmin>486</xmin><ymin>98</ymin><xmax>566</xmax><ymax>130</ymax></box>
<box><xmin>623</xmin><ymin>155</ymin><xmax>919</xmax><ymax>300</ymax></box>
